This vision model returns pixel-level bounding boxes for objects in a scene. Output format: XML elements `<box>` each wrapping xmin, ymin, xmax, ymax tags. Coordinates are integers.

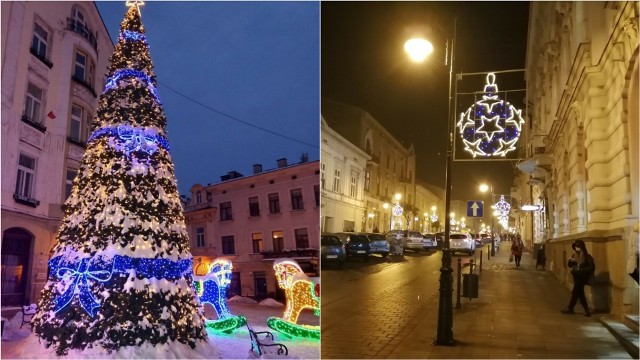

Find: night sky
<box><xmin>96</xmin><ymin>1</ymin><xmax>319</xmax><ymax>197</ymax></box>
<box><xmin>322</xmin><ymin>2</ymin><xmax>530</xmax><ymax>203</ymax></box>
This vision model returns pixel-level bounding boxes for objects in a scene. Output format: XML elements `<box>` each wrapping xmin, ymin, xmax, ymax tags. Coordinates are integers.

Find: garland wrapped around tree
<box><xmin>31</xmin><ymin>2</ymin><xmax>207</xmax><ymax>355</ymax></box>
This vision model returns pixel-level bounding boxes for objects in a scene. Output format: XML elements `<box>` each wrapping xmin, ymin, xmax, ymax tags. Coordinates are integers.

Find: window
<box><xmin>314</xmin><ymin>185</ymin><xmax>319</xmax><ymax>207</ymax></box>
<box><xmin>294</xmin><ymin>228</ymin><xmax>309</xmax><ymax>249</ymax></box>
<box><xmin>220</xmin><ymin>201</ymin><xmax>232</xmax><ymax>221</ymax></box>
<box><xmin>249</xmin><ymin>196</ymin><xmax>260</xmax><ymax>217</ymax></box>
<box><xmin>74</xmin><ymin>52</ymin><xmax>86</xmax><ymax>82</ymax></box>
<box><xmin>268</xmin><ymin>193</ymin><xmax>280</xmax><ymax>214</ymax></box>
<box><xmin>24</xmin><ymin>83</ymin><xmax>43</xmax><ymax>124</ymax></box>
<box><xmin>321</xmin><ymin>163</ymin><xmax>326</xmax><ymax>189</ymax></box>
<box><xmin>31</xmin><ymin>23</ymin><xmax>48</xmax><ymax>59</ymax></box>
<box><xmin>252</xmin><ymin>233</ymin><xmax>263</xmax><ymax>253</ymax></box>
<box><xmin>364</xmin><ymin>171</ymin><xmax>371</xmax><ymax>192</ymax></box>
<box><xmin>73</xmin><ymin>8</ymin><xmax>86</xmax><ymax>27</ymax></box>
<box><xmin>350</xmin><ymin>172</ymin><xmax>358</xmax><ymax>198</ymax></box>
<box><xmin>333</xmin><ymin>168</ymin><xmax>341</xmax><ymax>192</ymax></box>
<box><xmin>69</xmin><ymin>104</ymin><xmax>83</xmax><ymax>142</ymax></box>
<box><xmin>65</xmin><ymin>169</ymin><xmax>77</xmax><ymax>199</ymax></box>
<box><xmin>272</xmin><ymin>231</ymin><xmax>284</xmax><ymax>252</ymax></box>
<box><xmin>196</xmin><ymin>191</ymin><xmax>202</xmax><ymax>204</ymax></box>
<box><xmin>290</xmin><ymin>188</ymin><xmax>303</xmax><ymax>211</ymax></box>
<box><xmin>15</xmin><ymin>154</ymin><xmax>36</xmax><ymax>199</ymax></box>
<box><xmin>196</xmin><ymin>227</ymin><xmax>205</xmax><ymax>248</ymax></box>
<box><xmin>221</xmin><ymin>235</ymin><xmax>235</xmax><ymax>255</ymax></box>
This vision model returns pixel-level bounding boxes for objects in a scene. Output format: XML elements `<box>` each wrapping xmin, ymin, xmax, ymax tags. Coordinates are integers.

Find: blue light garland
<box><xmin>103</xmin><ymin>69</ymin><xmax>162</xmax><ymax>104</ymax></box>
<box><xmin>87</xmin><ymin>125</ymin><xmax>170</xmax><ymax>156</ymax></box>
<box><xmin>122</xmin><ymin>30</ymin><xmax>145</xmax><ymax>42</ymax></box>
<box><xmin>48</xmin><ymin>254</ymin><xmax>193</xmax><ymax>317</ymax></box>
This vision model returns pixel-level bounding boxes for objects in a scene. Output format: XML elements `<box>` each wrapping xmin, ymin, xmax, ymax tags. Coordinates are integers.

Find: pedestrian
<box><xmin>561</xmin><ymin>239</ymin><xmax>595</xmax><ymax>317</ymax></box>
<box><xmin>511</xmin><ymin>235</ymin><xmax>523</xmax><ymax>267</ymax></box>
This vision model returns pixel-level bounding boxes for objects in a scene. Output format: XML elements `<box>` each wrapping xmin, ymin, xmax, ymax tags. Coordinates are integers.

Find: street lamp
<box><xmin>405</xmin><ymin>18</ymin><xmax>456</xmax><ymax>346</ymax></box>
<box><xmin>479</xmin><ymin>183</ymin><xmax>496</xmax><ymax>256</ymax></box>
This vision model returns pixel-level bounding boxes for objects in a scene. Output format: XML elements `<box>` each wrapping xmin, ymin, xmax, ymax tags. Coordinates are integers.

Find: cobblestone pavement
<box><xmin>321</xmin><ymin>245</ymin><xmax>631</xmax><ymax>359</ymax></box>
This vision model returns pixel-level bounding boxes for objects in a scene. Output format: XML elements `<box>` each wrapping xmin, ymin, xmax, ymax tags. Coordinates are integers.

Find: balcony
<box><xmin>21</xmin><ymin>115</ymin><xmax>46</xmax><ymax>133</ymax></box>
<box><xmin>71</xmin><ymin>76</ymin><xmax>97</xmax><ymax>98</ymax></box>
<box><xmin>13</xmin><ymin>193</ymin><xmax>40</xmax><ymax>208</ymax></box>
<box><xmin>261</xmin><ymin>248</ymin><xmax>319</xmax><ymax>260</ymax></box>
<box><xmin>29</xmin><ymin>47</ymin><xmax>53</xmax><ymax>68</ymax></box>
<box><xmin>367</xmin><ymin>154</ymin><xmax>380</xmax><ymax>166</ymax></box>
<box><xmin>66</xmin><ymin>18</ymin><xmax>97</xmax><ymax>50</ymax></box>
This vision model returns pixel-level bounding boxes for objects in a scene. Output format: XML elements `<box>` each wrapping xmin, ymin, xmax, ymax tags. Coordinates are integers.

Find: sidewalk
<box><xmin>387</xmin><ymin>246</ymin><xmax>632</xmax><ymax>359</ymax></box>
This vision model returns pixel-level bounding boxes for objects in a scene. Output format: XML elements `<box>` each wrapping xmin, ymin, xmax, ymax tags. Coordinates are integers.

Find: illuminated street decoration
<box><xmin>494</xmin><ymin>195</ymin><xmax>511</xmax><ymax>216</ymax></box>
<box><xmin>193</xmin><ymin>258</ymin><xmax>246</xmax><ymax>333</ymax></box>
<box><xmin>392</xmin><ymin>203</ymin><xmax>403</xmax><ymax>216</ymax></box>
<box><xmin>267</xmin><ymin>259</ymin><xmax>319</xmax><ymax>340</ymax></box>
<box><xmin>456</xmin><ymin>73</ymin><xmax>525</xmax><ymax>158</ymax></box>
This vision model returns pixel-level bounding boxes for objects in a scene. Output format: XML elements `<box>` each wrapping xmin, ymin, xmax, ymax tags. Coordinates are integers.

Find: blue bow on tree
<box><xmin>54</xmin><ymin>258</ymin><xmax>113</xmax><ymax>317</ymax></box>
<box><xmin>117</xmin><ymin>126</ymin><xmax>159</xmax><ymax>155</ymax></box>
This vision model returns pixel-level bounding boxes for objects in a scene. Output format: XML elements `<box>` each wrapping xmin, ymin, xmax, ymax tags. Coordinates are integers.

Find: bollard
<box><xmin>456</xmin><ymin>257</ymin><xmax>462</xmax><ymax>309</ymax></box>
<box><xmin>469</xmin><ymin>258</ymin><xmax>474</xmax><ymax>275</ymax></box>
<box><xmin>487</xmin><ymin>245</ymin><xmax>490</xmax><ymax>260</ymax></box>
<box><xmin>479</xmin><ymin>250</ymin><xmax>483</xmax><ymax>274</ymax></box>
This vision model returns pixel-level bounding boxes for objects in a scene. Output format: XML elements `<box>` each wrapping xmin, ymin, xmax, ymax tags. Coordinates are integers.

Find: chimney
<box><xmin>277</xmin><ymin>158</ymin><xmax>287</xmax><ymax>168</ymax></box>
<box><xmin>300</xmin><ymin>153</ymin><xmax>309</xmax><ymax>163</ymax></box>
<box><xmin>221</xmin><ymin>170</ymin><xmax>243</xmax><ymax>182</ymax></box>
<box><xmin>253</xmin><ymin>164</ymin><xmax>263</xmax><ymax>174</ymax></box>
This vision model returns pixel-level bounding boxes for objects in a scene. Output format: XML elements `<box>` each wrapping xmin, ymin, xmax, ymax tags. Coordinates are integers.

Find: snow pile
<box><xmin>258</xmin><ymin>298</ymin><xmax>284</xmax><ymax>308</ymax></box>
<box><xmin>1</xmin><ymin>302</ymin><xmax>319</xmax><ymax>359</ymax></box>
<box><xmin>11</xmin><ymin>335</ymin><xmax>218</xmax><ymax>359</ymax></box>
<box><xmin>227</xmin><ymin>295</ymin><xmax>258</xmax><ymax>304</ymax></box>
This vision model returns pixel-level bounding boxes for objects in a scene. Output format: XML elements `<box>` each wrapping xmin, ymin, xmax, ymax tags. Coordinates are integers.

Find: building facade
<box><xmin>415</xmin><ymin>181</ymin><xmax>444</xmax><ymax>233</ymax></box>
<box><xmin>320</xmin><ymin>117</ymin><xmax>369</xmax><ymax>233</ymax></box>
<box><xmin>322</xmin><ymin>99</ymin><xmax>427</xmax><ymax>233</ymax></box>
<box><xmin>184</xmin><ymin>159</ymin><xmax>319</xmax><ymax>300</ymax></box>
<box><xmin>516</xmin><ymin>1</ymin><xmax>638</xmax><ymax>318</ymax></box>
<box><xmin>1</xmin><ymin>1</ymin><xmax>113</xmax><ymax>306</ymax></box>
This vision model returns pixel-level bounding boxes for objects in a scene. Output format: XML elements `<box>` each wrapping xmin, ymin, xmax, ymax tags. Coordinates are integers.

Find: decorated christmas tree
<box><xmin>31</xmin><ymin>2</ymin><xmax>208</xmax><ymax>355</ymax></box>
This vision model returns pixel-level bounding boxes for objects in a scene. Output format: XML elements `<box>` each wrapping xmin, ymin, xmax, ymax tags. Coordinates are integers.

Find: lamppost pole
<box><xmin>435</xmin><ymin>18</ymin><xmax>456</xmax><ymax>346</ymax></box>
<box><xmin>490</xmin><ymin>186</ymin><xmax>496</xmax><ymax>256</ymax></box>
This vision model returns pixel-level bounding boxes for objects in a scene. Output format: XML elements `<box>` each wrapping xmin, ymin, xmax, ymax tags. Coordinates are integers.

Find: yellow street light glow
<box><xmin>404</xmin><ymin>38</ymin><xmax>433</xmax><ymax>62</ymax></box>
<box><xmin>479</xmin><ymin>184</ymin><xmax>489</xmax><ymax>193</ymax></box>
<box><xmin>431</xmin><ymin>205</ymin><xmax>437</xmax><ymax>212</ymax></box>
<box><xmin>394</xmin><ymin>193</ymin><xmax>402</xmax><ymax>201</ymax></box>
<box><xmin>383</xmin><ymin>203</ymin><xmax>389</xmax><ymax>209</ymax></box>
<box><xmin>450</xmin><ymin>212</ymin><xmax>455</xmax><ymax>218</ymax></box>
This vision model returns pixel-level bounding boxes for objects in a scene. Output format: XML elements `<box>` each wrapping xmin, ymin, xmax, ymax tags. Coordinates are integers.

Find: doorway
<box><xmin>1</xmin><ymin>228</ymin><xmax>32</xmax><ymax>306</ymax></box>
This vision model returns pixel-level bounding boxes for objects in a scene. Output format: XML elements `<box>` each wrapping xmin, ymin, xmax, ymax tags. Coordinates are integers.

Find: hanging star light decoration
<box><xmin>456</xmin><ymin>73</ymin><xmax>525</xmax><ymax>158</ymax></box>
<box><xmin>125</xmin><ymin>0</ymin><xmax>145</xmax><ymax>11</ymax></box>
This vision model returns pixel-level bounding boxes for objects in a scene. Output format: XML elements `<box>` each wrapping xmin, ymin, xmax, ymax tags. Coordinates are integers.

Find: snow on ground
<box><xmin>1</xmin><ymin>298</ymin><xmax>319</xmax><ymax>359</ymax></box>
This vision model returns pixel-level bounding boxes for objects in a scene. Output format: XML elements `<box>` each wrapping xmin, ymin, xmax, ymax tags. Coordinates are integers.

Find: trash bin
<box><xmin>462</xmin><ymin>273</ymin><xmax>479</xmax><ymax>299</ymax></box>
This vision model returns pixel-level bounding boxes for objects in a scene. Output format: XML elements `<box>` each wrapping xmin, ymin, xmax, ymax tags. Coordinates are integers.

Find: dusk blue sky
<box><xmin>96</xmin><ymin>1</ymin><xmax>319</xmax><ymax>197</ymax></box>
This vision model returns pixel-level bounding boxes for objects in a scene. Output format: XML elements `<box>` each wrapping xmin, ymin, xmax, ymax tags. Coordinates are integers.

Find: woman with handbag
<box><xmin>561</xmin><ymin>239</ymin><xmax>595</xmax><ymax>317</ymax></box>
<box><xmin>511</xmin><ymin>236</ymin><xmax>523</xmax><ymax>268</ymax></box>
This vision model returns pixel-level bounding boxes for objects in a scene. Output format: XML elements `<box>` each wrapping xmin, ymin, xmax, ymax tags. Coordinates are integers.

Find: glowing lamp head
<box><xmin>479</xmin><ymin>184</ymin><xmax>489</xmax><ymax>193</ymax></box>
<box><xmin>404</xmin><ymin>38</ymin><xmax>433</xmax><ymax>62</ymax></box>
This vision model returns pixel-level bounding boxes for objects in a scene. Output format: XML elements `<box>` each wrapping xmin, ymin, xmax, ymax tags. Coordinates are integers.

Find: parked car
<box><xmin>449</xmin><ymin>233</ymin><xmax>476</xmax><ymax>255</ymax></box>
<box><xmin>343</xmin><ymin>233</ymin><xmax>371</xmax><ymax>260</ymax></box>
<box><xmin>386</xmin><ymin>230</ymin><xmax>424</xmax><ymax>252</ymax></box>
<box><xmin>481</xmin><ymin>233</ymin><xmax>492</xmax><ymax>245</ymax></box>
<box><xmin>434</xmin><ymin>232</ymin><xmax>445</xmax><ymax>249</ymax></box>
<box><xmin>421</xmin><ymin>233</ymin><xmax>438</xmax><ymax>250</ymax></box>
<box><xmin>321</xmin><ymin>233</ymin><xmax>346</xmax><ymax>266</ymax></box>
<box><xmin>384</xmin><ymin>230</ymin><xmax>405</xmax><ymax>256</ymax></box>
<box><xmin>363</xmin><ymin>233</ymin><xmax>390</xmax><ymax>257</ymax></box>
<box><xmin>472</xmin><ymin>234</ymin><xmax>483</xmax><ymax>248</ymax></box>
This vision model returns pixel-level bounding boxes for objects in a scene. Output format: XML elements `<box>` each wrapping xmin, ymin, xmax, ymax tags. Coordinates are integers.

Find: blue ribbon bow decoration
<box><xmin>117</xmin><ymin>126</ymin><xmax>159</xmax><ymax>156</ymax></box>
<box><xmin>54</xmin><ymin>258</ymin><xmax>113</xmax><ymax>317</ymax></box>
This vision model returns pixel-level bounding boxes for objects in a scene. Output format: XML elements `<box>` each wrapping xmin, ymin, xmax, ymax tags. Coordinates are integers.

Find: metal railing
<box><xmin>66</xmin><ymin>18</ymin><xmax>97</xmax><ymax>50</ymax></box>
<box><xmin>20</xmin><ymin>115</ymin><xmax>47</xmax><ymax>133</ymax></box>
